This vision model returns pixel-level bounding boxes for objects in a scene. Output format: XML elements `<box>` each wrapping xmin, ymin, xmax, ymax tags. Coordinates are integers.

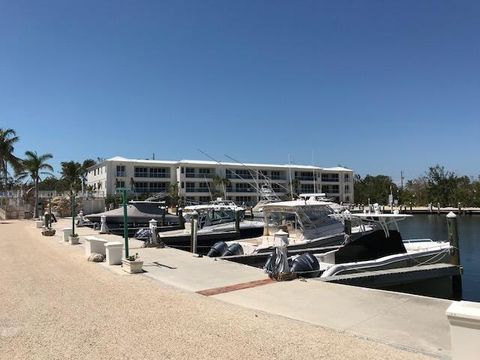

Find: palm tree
<box><xmin>212</xmin><ymin>175</ymin><xmax>231</xmax><ymax>200</ymax></box>
<box><xmin>18</xmin><ymin>151</ymin><xmax>54</xmax><ymax>218</ymax></box>
<box><xmin>0</xmin><ymin>128</ymin><xmax>22</xmax><ymax>191</ymax></box>
<box><xmin>80</xmin><ymin>159</ymin><xmax>96</xmax><ymax>194</ymax></box>
<box><xmin>60</xmin><ymin>161</ymin><xmax>83</xmax><ymax>191</ymax></box>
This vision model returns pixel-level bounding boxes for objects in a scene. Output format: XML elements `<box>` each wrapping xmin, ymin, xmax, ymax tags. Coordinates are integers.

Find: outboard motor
<box><xmin>134</xmin><ymin>228</ymin><xmax>152</xmax><ymax>241</ymax></box>
<box><xmin>222</xmin><ymin>243</ymin><xmax>244</xmax><ymax>257</ymax></box>
<box><xmin>290</xmin><ymin>252</ymin><xmax>320</xmax><ymax>278</ymax></box>
<box><xmin>207</xmin><ymin>241</ymin><xmax>228</xmax><ymax>257</ymax></box>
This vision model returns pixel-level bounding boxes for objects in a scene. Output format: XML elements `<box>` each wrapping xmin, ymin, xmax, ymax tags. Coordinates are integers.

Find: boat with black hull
<box><xmin>207</xmin><ymin>198</ymin><xmax>360</xmax><ymax>257</ymax></box>
<box><xmin>158</xmin><ymin>204</ymin><xmax>264</xmax><ymax>254</ymax></box>
<box><xmin>260</xmin><ymin>212</ymin><xmax>456</xmax><ymax>297</ymax></box>
<box><xmin>84</xmin><ymin>200</ymin><xmax>180</xmax><ymax>236</ymax></box>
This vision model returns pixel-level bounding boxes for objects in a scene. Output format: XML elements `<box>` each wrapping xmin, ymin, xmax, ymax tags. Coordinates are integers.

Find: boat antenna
<box><xmin>224</xmin><ymin>154</ymin><xmax>290</xmax><ymax>197</ymax></box>
<box><xmin>223</xmin><ymin>154</ymin><xmax>261</xmax><ymax>190</ymax></box>
<box><xmin>197</xmin><ymin>149</ymin><xmax>228</xmax><ymax>199</ymax></box>
<box><xmin>288</xmin><ymin>154</ymin><xmax>294</xmax><ymax>200</ymax></box>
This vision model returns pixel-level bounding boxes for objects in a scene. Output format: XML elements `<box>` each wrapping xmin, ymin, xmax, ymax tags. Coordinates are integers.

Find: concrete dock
<box><xmin>21</xmin><ymin>218</ymin><xmax>456</xmax><ymax>358</ymax></box>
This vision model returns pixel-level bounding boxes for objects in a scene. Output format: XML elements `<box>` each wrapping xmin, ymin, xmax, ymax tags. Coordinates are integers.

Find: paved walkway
<box><xmin>0</xmin><ymin>220</ymin><xmax>432</xmax><ymax>359</ymax></box>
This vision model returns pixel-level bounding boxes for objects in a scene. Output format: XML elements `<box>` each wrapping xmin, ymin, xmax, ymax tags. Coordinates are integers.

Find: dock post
<box><xmin>458</xmin><ymin>202</ymin><xmax>461</xmax><ymax>215</ymax></box>
<box><xmin>344</xmin><ymin>219</ymin><xmax>352</xmax><ymax>235</ymax></box>
<box><xmin>409</xmin><ymin>202</ymin><xmax>412</xmax><ymax>213</ymax></box>
<box><xmin>447</xmin><ymin>212</ymin><xmax>462</xmax><ymax>300</ymax></box>
<box><xmin>178</xmin><ymin>208</ymin><xmax>185</xmax><ymax>229</ymax></box>
<box><xmin>235</xmin><ymin>209</ymin><xmax>241</xmax><ymax>234</ymax></box>
<box><xmin>100</xmin><ymin>215</ymin><xmax>108</xmax><ymax>234</ymax></box>
<box><xmin>190</xmin><ymin>211</ymin><xmax>198</xmax><ymax>253</ymax></box>
<box><xmin>149</xmin><ymin>219</ymin><xmax>158</xmax><ymax>245</ymax></box>
<box><xmin>437</xmin><ymin>202</ymin><xmax>441</xmax><ymax>214</ymax></box>
<box><xmin>160</xmin><ymin>206</ymin><xmax>166</xmax><ymax>226</ymax></box>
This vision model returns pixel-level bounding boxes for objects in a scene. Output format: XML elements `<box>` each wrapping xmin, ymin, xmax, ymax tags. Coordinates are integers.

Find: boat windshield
<box><xmin>264</xmin><ymin>205</ymin><xmax>341</xmax><ymax>238</ymax></box>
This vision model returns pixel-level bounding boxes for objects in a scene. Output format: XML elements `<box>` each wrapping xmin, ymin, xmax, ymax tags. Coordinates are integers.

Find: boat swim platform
<box><xmin>321</xmin><ymin>263</ymin><xmax>462</xmax><ymax>288</ymax></box>
<box><xmin>126</xmin><ymin>247</ymin><xmax>453</xmax><ymax>358</ymax></box>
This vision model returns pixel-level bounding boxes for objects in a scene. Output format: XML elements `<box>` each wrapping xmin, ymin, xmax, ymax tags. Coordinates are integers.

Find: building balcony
<box><xmin>185</xmin><ymin>173</ymin><xmax>215</xmax><ymax>179</ymax></box>
<box><xmin>295</xmin><ymin>176</ymin><xmax>314</xmax><ymax>181</ymax></box>
<box><xmin>185</xmin><ymin>188</ymin><xmax>210</xmax><ymax>193</ymax></box>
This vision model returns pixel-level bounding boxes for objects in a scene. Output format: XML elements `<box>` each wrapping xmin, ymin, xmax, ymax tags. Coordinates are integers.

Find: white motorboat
<box><xmin>266</xmin><ymin>212</ymin><xmax>453</xmax><ymax>280</ymax></box>
<box><xmin>208</xmin><ymin>197</ymin><xmax>352</xmax><ymax>257</ymax></box>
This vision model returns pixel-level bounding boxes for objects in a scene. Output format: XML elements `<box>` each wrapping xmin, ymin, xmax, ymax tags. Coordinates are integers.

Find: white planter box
<box><xmin>122</xmin><ymin>259</ymin><xmax>143</xmax><ymax>274</ymax></box>
<box><xmin>84</xmin><ymin>236</ymin><xmax>108</xmax><ymax>257</ymax></box>
<box><xmin>35</xmin><ymin>220</ymin><xmax>43</xmax><ymax>228</ymax></box>
<box><xmin>446</xmin><ymin>301</ymin><xmax>480</xmax><ymax>360</ymax></box>
<box><xmin>69</xmin><ymin>235</ymin><xmax>79</xmax><ymax>245</ymax></box>
<box><xmin>63</xmin><ymin>228</ymin><xmax>72</xmax><ymax>242</ymax></box>
<box><xmin>105</xmin><ymin>242</ymin><xmax>123</xmax><ymax>265</ymax></box>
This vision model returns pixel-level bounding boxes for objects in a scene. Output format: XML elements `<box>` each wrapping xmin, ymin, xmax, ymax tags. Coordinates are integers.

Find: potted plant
<box><xmin>42</xmin><ymin>227</ymin><xmax>56</xmax><ymax>236</ymax></box>
<box><xmin>122</xmin><ymin>253</ymin><xmax>143</xmax><ymax>274</ymax></box>
<box><xmin>69</xmin><ymin>233</ymin><xmax>80</xmax><ymax>245</ymax></box>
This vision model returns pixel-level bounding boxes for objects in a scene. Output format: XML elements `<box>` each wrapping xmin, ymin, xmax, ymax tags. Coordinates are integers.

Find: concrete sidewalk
<box><xmin>49</xmin><ymin>218</ymin><xmax>451</xmax><ymax>358</ymax></box>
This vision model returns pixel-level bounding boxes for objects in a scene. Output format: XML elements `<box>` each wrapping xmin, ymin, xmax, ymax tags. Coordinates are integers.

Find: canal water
<box><xmin>397</xmin><ymin>214</ymin><xmax>480</xmax><ymax>301</ymax></box>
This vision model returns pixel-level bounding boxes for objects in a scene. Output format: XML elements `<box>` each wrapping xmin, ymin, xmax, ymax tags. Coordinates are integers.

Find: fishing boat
<box><xmin>157</xmin><ymin>204</ymin><xmax>264</xmax><ymax>253</ymax></box>
<box><xmin>207</xmin><ymin>197</ymin><xmax>356</xmax><ymax>257</ymax></box>
<box><xmin>84</xmin><ymin>200</ymin><xmax>180</xmax><ymax>235</ymax></box>
<box><xmin>265</xmin><ymin>212</ymin><xmax>452</xmax><ymax>282</ymax></box>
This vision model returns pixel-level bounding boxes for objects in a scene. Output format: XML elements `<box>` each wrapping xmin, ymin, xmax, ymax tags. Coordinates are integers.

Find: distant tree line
<box><xmin>355</xmin><ymin>165</ymin><xmax>480</xmax><ymax>207</ymax></box>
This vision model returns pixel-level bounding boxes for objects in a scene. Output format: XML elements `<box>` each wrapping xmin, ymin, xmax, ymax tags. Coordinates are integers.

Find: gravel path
<box><xmin>0</xmin><ymin>220</ymin><xmax>432</xmax><ymax>360</ymax></box>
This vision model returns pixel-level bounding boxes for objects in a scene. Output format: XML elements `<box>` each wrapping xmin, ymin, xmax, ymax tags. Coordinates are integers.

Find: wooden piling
<box><xmin>447</xmin><ymin>212</ymin><xmax>462</xmax><ymax>300</ymax></box>
<box><xmin>190</xmin><ymin>211</ymin><xmax>198</xmax><ymax>253</ymax></box>
<box><xmin>235</xmin><ymin>209</ymin><xmax>241</xmax><ymax>233</ymax></box>
<box><xmin>178</xmin><ymin>208</ymin><xmax>185</xmax><ymax>229</ymax></box>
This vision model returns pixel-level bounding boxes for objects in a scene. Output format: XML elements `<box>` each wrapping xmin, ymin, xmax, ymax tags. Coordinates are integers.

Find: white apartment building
<box><xmin>87</xmin><ymin>156</ymin><xmax>354</xmax><ymax>205</ymax></box>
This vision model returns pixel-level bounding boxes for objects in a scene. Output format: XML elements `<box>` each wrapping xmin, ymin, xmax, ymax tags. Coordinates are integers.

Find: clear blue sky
<box><xmin>1</xmin><ymin>0</ymin><xmax>479</xmax><ymax>182</ymax></box>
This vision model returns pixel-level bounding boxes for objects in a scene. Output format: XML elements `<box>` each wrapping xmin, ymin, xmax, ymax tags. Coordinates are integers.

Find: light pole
<box><xmin>116</xmin><ymin>188</ymin><xmax>129</xmax><ymax>259</ymax></box>
<box><xmin>71</xmin><ymin>190</ymin><xmax>76</xmax><ymax>236</ymax></box>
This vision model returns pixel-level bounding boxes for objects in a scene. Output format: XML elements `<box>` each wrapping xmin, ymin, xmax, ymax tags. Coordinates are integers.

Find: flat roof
<box><xmin>87</xmin><ymin>156</ymin><xmax>353</xmax><ymax>172</ymax></box>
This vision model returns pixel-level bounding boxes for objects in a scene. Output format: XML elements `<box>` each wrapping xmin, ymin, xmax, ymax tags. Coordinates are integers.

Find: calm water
<box><xmin>397</xmin><ymin>215</ymin><xmax>480</xmax><ymax>301</ymax></box>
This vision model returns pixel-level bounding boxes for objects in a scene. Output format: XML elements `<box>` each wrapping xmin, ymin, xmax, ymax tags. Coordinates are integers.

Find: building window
<box><xmin>296</xmin><ymin>171</ymin><xmax>314</xmax><ymax>181</ymax></box>
<box><xmin>199</xmin><ymin>168</ymin><xmax>212</xmax><ymax>176</ymax></box>
<box><xmin>198</xmin><ymin>182</ymin><xmax>209</xmax><ymax>192</ymax></box>
<box><xmin>270</xmin><ymin>171</ymin><xmax>283</xmax><ymax>180</ymax></box>
<box><xmin>135</xmin><ymin>182</ymin><xmax>149</xmax><ymax>193</ymax></box>
<box><xmin>345</xmin><ymin>184</ymin><xmax>350</xmax><ymax>193</ymax></box>
<box><xmin>150</xmin><ymin>168</ymin><xmax>169</xmax><ymax>178</ymax></box>
<box><xmin>150</xmin><ymin>182</ymin><xmax>168</xmax><ymax>193</ymax></box>
<box><xmin>185</xmin><ymin>182</ymin><xmax>195</xmax><ymax>193</ymax></box>
<box><xmin>116</xmin><ymin>180</ymin><xmax>125</xmax><ymax>188</ymax></box>
<box><xmin>116</xmin><ymin>165</ymin><xmax>126</xmax><ymax>177</ymax></box>
<box><xmin>321</xmin><ymin>173</ymin><xmax>339</xmax><ymax>182</ymax></box>
<box><xmin>322</xmin><ymin>184</ymin><xmax>340</xmax><ymax>193</ymax></box>
<box><xmin>199</xmin><ymin>196</ymin><xmax>210</xmax><ymax>203</ymax></box>
<box><xmin>134</xmin><ymin>167</ymin><xmax>149</xmax><ymax>178</ymax></box>
<box><xmin>300</xmin><ymin>184</ymin><xmax>314</xmax><ymax>193</ymax></box>
<box><xmin>344</xmin><ymin>173</ymin><xmax>350</xmax><ymax>181</ymax></box>
<box><xmin>235</xmin><ymin>183</ymin><xmax>254</xmax><ymax>192</ymax></box>
<box><xmin>186</xmin><ymin>168</ymin><xmax>195</xmax><ymax>178</ymax></box>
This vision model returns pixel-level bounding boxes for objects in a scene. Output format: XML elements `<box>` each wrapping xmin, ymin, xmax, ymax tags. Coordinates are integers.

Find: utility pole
<box><xmin>400</xmin><ymin>171</ymin><xmax>404</xmax><ymax>190</ymax></box>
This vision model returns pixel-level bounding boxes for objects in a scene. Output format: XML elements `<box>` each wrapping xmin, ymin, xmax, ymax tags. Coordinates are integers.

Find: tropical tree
<box><xmin>212</xmin><ymin>175</ymin><xmax>231</xmax><ymax>200</ymax></box>
<box><xmin>17</xmin><ymin>151</ymin><xmax>54</xmax><ymax>218</ymax></box>
<box><xmin>354</xmin><ymin>174</ymin><xmax>398</xmax><ymax>205</ymax></box>
<box><xmin>60</xmin><ymin>161</ymin><xmax>83</xmax><ymax>191</ymax></box>
<box><xmin>0</xmin><ymin>128</ymin><xmax>22</xmax><ymax>191</ymax></box>
<box><xmin>167</xmin><ymin>182</ymin><xmax>179</xmax><ymax>207</ymax></box>
<box><xmin>80</xmin><ymin>159</ymin><xmax>96</xmax><ymax>193</ymax></box>
<box><xmin>425</xmin><ymin>165</ymin><xmax>458</xmax><ymax>206</ymax></box>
